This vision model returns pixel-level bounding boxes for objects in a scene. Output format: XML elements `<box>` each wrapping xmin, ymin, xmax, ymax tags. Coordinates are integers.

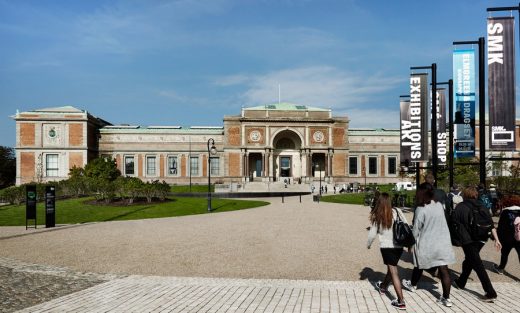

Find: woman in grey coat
<box><xmin>402</xmin><ymin>183</ymin><xmax>456</xmax><ymax>307</ymax></box>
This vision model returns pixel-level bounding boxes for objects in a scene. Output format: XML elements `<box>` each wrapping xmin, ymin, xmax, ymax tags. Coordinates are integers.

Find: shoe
<box><xmin>437</xmin><ymin>296</ymin><xmax>453</xmax><ymax>307</ymax></box>
<box><xmin>390</xmin><ymin>299</ymin><xmax>406</xmax><ymax>310</ymax></box>
<box><xmin>402</xmin><ymin>279</ymin><xmax>416</xmax><ymax>292</ymax></box>
<box><xmin>493</xmin><ymin>264</ymin><xmax>504</xmax><ymax>275</ymax></box>
<box><xmin>375</xmin><ymin>281</ymin><xmax>387</xmax><ymax>295</ymax></box>
<box><xmin>482</xmin><ymin>294</ymin><xmax>497</xmax><ymax>302</ymax></box>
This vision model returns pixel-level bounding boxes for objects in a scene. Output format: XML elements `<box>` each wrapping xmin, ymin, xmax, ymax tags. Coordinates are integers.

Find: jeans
<box><xmin>457</xmin><ymin>242</ymin><xmax>496</xmax><ymax>297</ymax></box>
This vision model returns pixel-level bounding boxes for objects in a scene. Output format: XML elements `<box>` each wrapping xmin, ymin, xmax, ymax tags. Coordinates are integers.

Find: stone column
<box><xmin>261</xmin><ymin>152</ymin><xmax>265</xmax><ymax>177</ymax></box>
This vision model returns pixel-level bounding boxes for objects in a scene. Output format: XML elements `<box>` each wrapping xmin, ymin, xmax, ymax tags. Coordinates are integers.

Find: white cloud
<box><xmin>343</xmin><ymin>108</ymin><xmax>399</xmax><ymax>129</ymax></box>
<box><xmin>218</xmin><ymin>66</ymin><xmax>404</xmax><ymax>109</ymax></box>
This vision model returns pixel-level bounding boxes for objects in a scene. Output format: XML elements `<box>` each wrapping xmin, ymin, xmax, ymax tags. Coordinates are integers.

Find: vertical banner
<box><xmin>400</xmin><ymin>99</ymin><xmax>411</xmax><ymax>166</ymax></box>
<box><xmin>402</xmin><ymin>73</ymin><xmax>429</xmax><ymax>162</ymax></box>
<box><xmin>488</xmin><ymin>17</ymin><xmax>516</xmax><ymax>150</ymax></box>
<box><xmin>453</xmin><ymin>49</ymin><xmax>476</xmax><ymax>158</ymax></box>
<box><xmin>436</xmin><ymin>88</ymin><xmax>447</xmax><ymax>166</ymax></box>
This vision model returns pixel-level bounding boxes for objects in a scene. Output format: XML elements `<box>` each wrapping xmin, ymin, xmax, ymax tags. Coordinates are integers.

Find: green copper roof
<box><xmin>244</xmin><ymin>102</ymin><xmax>329</xmax><ymax>111</ymax></box>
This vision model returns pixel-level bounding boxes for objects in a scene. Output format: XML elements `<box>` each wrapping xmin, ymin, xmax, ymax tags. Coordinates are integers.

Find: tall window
<box><xmin>146</xmin><ymin>156</ymin><xmax>156</xmax><ymax>176</ymax></box>
<box><xmin>210</xmin><ymin>157</ymin><xmax>219</xmax><ymax>176</ymax></box>
<box><xmin>388</xmin><ymin>157</ymin><xmax>397</xmax><ymax>175</ymax></box>
<box><xmin>348</xmin><ymin>157</ymin><xmax>358</xmax><ymax>175</ymax></box>
<box><xmin>125</xmin><ymin>156</ymin><xmax>135</xmax><ymax>175</ymax></box>
<box><xmin>190</xmin><ymin>156</ymin><xmax>199</xmax><ymax>176</ymax></box>
<box><xmin>368</xmin><ymin>157</ymin><xmax>377</xmax><ymax>175</ymax></box>
<box><xmin>168</xmin><ymin>156</ymin><xmax>178</xmax><ymax>175</ymax></box>
<box><xmin>46</xmin><ymin>154</ymin><xmax>58</xmax><ymax>177</ymax></box>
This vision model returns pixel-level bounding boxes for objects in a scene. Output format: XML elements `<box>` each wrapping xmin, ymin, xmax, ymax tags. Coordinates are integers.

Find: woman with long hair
<box><xmin>367</xmin><ymin>192</ymin><xmax>407</xmax><ymax>310</ymax></box>
<box><xmin>401</xmin><ymin>182</ymin><xmax>456</xmax><ymax>307</ymax></box>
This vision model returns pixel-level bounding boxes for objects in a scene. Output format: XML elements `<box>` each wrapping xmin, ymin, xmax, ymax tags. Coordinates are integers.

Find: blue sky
<box><xmin>1</xmin><ymin>0</ymin><xmax>519</xmax><ymax>147</ymax></box>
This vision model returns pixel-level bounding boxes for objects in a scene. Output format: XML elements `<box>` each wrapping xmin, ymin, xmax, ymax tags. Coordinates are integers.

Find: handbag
<box><xmin>393</xmin><ymin>208</ymin><xmax>416</xmax><ymax>247</ymax></box>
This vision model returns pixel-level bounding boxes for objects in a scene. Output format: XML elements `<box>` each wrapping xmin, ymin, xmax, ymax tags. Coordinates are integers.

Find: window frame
<box><xmin>190</xmin><ymin>156</ymin><xmax>200</xmax><ymax>176</ymax></box>
<box><xmin>45</xmin><ymin>153</ymin><xmax>59</xmax><ymax>177</ymax></box>
<box><xmin>167</xmin><ymin>155</ymin><xmax>179</xmax><ymax>176</ymax></box>
<box><xmin>368</xmin><ymin>156</ymin><xmax>378</xmax><ymax>175</ymax></box>
<box><xmin>146</xmin><ymin>155</ymin><xmax>157</xmax><ymax>177</ymax></box>
<box><xmin>210</xmin><ymin>157</ymin><xmax>219</xmax><ymax>176</ymax></box>
<box><xmin>124</xmin><ymin>155</ymin><xmax>135</xmax><ymax>176</ymax></box>
<box><xmin>348</xmin><ymin>156</ymin><xmax>358</xmax><ymax>176</ymax></box>
<box><xmin>387</xmin><ymin>156</ymin><xmax>397</xmax><ymax>175</ymax></box>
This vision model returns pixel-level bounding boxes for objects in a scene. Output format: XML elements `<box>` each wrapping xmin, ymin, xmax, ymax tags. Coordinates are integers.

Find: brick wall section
<box><xmin>69</xmin><ymin>123</ymin><xmax>83</xmax><ymax>146</ymax></box>
<box><xmin>115</xmin><ymin>154</ymin><xmax>122</xmax><ymax>172</ymax></box>
<box><xmin>310</xmin><ymin>128</ymin><xmax>328</xmax><ymax>145</ymax></box>
<box><xmin>361</xmin><ymin>155</ymin><xmax>366</xmax><ymax>175</ymax></box>
<box><xmin>333</xmin><ymin>128</ymin><xmax>345</xmax><ymax>147</ymax></box>
<box><xmin>138</xmin><ymin>155</ymin><xmax>143</xmax><ymax>177</ymax></box>
<box><xmin>181</xmin><ymin>155</ymin><xmax>186</xmax><ymax>177</ymax></box>
<box><xmin>227</xmin><ymin>127</ymin><xmax>241</xmax><ymax>146</ymax></box>
<box><xmin>228</xmin><ymin>153</ymin><xmax>240</xmax><ymax>176</ymax></box>
<box><xmin>69</xmin><ymin>152</ymin><xmax>83</xmax><ymax>170</ymax></box>
<box><xmin>160</xmin><ymin>155</ymin><xmax>165</xmax><ymax>178</ymax></box>
<box><xmin>246</xmin><ymin>127</ymin><xmax>266</xmax><ymax>144</ymax></box>
<box><xmin>380</xmin><ymin>156</ymin><xmax>385</xmax><ymax>177</ymax></box>
<box><xmin>202</xmin><ymin>155</ymin><xmax>207</xmax><ymax>177</ymax></box>
<box><xmin>332</xmin><ymin>153</ymin><xmax>346</xmax><ymax>176</ymax></box>
<box><xmin>20</xmin><ymin>123</ymin><xmax>35</xmax><ymax>146</ymax></box>
<box><xmin>20</xmin><ymin>152</ymin><xmax>35</xmax><ymax>183</ymax></box>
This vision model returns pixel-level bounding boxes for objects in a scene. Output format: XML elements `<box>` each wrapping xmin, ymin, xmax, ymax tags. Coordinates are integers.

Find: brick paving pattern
<box><xmin>13</xmin><ymin>275</ymin><xmax>520</xmax><ymax>312</ymax></box>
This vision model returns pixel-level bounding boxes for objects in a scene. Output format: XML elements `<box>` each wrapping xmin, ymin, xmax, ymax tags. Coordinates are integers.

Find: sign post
<box><xmin>45</xmin><ymin>186</ymin><xmax>55</xmax><ymax>228</ymax></box>
<box><xmin>26</xmin><ymin>185</ymin><xmax>37</xmax><ymax>230</ymax></box>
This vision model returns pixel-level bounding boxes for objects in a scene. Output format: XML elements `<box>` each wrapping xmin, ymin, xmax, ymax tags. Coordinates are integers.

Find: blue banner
<box><xmin>453</xmin><ymin>49</ymin><xmax>476</xmax><ymax>158</ymax></box>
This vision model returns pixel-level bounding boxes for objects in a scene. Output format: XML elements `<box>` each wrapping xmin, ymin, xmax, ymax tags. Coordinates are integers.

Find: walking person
<box><xmin>401</xmin><ymin>183</ymin><xmax>456</xmax><ymax>307</ymax></box>
<box><xmin>493</xmin><ymin>196</ymin><xmax>520</xmax><ymax>274</ymax></box>
<box><xmin>367</xmin><ymin>192</ymin><xmax>407</xmax><ymax>310</ymax></box>
<box><xmin>451</xmin><ymin>186</ymin><xmax>502</xmax><ymax>302</ymax></box>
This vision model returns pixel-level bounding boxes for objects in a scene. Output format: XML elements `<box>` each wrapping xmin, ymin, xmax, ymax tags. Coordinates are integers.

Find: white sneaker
<box><xmin>401</xmin><ymin>279</ymin><xmax>416</xmax><ymax>292</ymax></box>
<box><xmin>437</xmin><ymin>296</ymin><xmax>453</xmax><ymax>307</ymax></box>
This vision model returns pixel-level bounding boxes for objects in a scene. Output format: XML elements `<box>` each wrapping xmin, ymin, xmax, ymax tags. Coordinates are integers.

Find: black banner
<box><xmin>488</xmin><ymin>17</ymin><xmax>516</xmax><ymax>150</ymax></box>
<box><xmin>45</xmin><ymin>186</ymin><xmax>55</xmax><ymax>228</ymax></box>
<box><xmin>403</xmin><ymin>73</ymin><xmax>429</xmax><ymax>162</ymax></box>
<box><xmin>400</xmin><ymin>99</ymin><xmax>411</xmax><ymax>166</ymax></box>
<box><xmin>436</xmin><ymin>89</ymin><xmax>447</xmax><ymax>166</ymax></box>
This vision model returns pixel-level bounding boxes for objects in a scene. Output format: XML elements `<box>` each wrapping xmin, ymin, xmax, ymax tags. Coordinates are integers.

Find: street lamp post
<box><xmin>315</xmin><ymin>163</ymin><xmax>322</xmax><ymax>197</ymax></box>
<box><xmin>207</xmin><ymin>138</ymin><xmax>217</xmax><ymax>212</ymax></box>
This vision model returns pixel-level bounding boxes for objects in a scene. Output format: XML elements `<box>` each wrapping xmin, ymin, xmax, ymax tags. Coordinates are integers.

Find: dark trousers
<box><xmin>458</xmin><ymin>242</ymin><xmax>496</xmax><ymax>297</ymax></box>
<box><xmin>498</xmin><ymin>239</ymin><xmax>520</xmax><ymax>269</ymax></box>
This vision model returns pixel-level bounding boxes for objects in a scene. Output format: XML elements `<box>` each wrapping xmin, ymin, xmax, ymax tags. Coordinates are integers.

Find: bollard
<box><xmin>282</xmin><ymin>195</ymin><xmax>284</xmax><ymax>203</ymax></box>
<box><xmin>299</xmin><ymin>194</ymin><xmax>302</xmax><ymax>203</ymax></box>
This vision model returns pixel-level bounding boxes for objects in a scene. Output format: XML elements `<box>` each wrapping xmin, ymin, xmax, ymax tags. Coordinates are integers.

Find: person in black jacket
<box><xmin>493</xmin><ymin>197</ymin><xmax>520</xmax><ymax>274</ymax></box>
<box><xmin>451</xmin><ymin>186</ymin><xmax>502</xmax><ymax>302</ymax></box>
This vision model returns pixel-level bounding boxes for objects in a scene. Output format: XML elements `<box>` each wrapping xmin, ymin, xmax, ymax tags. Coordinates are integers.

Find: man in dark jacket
<box><xmin>451</xmin><ymin>186</ymin><xmax>502</xmax><ymax>302</ymax></box>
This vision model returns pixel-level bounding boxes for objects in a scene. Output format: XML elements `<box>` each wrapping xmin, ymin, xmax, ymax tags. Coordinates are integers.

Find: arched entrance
<box><xmin>272</xmin><ymin>130</ymin><xmax>302</xmax><ymax>182</ymax></box>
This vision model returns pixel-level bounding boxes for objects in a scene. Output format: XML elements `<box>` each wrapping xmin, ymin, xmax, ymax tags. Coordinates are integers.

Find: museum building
<box><xmin>12</xmin><ymin>103</ymin><xmax>410</xmax><ymax>187</ymax></box>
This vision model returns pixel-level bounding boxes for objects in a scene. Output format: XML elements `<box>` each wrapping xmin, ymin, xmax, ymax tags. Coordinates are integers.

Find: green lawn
<box><xmin>0</xmin><ymin>197</ymin><xmax>269</xmax><ymax>226</ymax></box>
<box><xmin>320</xmin><ymin>193</ymin><xmax>367</xmax><ymax>205</ymax></box>
<box><xmin>170</xmin><ymin>185</ymin><xmax>214</xmax><ymax>193</ymax></box>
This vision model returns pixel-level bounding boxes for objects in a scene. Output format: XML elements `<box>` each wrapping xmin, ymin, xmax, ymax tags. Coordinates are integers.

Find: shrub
<box><xmin>0</xmin><ymin>185</ymin><xmax>25</xmax><ymax>205</ymax></box>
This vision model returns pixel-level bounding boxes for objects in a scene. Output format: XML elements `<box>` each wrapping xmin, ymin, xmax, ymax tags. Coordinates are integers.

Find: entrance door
<box><xmin>255</xmin><ymin>159</ymin><xmax>262</xmax><ymax>177</ymax></box>
<box><xmin>280</xmin><ymin>156</ymin><xmax>291</xmax><ymax>177</ymax></box>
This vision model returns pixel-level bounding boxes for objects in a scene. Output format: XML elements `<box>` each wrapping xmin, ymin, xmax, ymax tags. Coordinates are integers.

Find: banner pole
<box><xmin>478</xmin><ymin>37</ymin><xmax>486</xmax><ymax>186</ymax></box>
<box><xmin>431</xmin><ymin>63</ymin><xmax>438</xmax><ymax>187</ymax></box>
<box><xmin>448</xmin><ymin>79</ymin><xmax>454</xmax><ymax>189</ymax></box>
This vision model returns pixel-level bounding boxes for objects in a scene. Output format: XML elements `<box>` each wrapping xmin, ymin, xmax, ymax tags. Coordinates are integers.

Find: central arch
<box><xmin>272</xmin><ymin>129</ymin><xmax>303</xmax><ymax>181</ymax></box>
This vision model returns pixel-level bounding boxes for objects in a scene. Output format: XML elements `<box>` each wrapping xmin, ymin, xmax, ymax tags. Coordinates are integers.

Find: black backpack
<box><xmin>469</xmin><ymin>202</ymin><xmax>493</xmax><ymax>242</ymax></box>
<box><xmin>445</xmin><ymin>206</ymin><xmax>462</xmax><ymax>246</ymax></box>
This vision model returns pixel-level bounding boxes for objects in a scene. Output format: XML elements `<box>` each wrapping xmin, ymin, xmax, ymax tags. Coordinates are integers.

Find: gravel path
<box><xmin>1</xmin><ymin>195</ymin><xmax>518</xmax><ymax>282</ymax></box>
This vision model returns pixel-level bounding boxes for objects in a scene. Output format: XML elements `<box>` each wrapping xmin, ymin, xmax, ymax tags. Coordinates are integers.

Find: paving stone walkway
<box><xmin>14</xmin><ymin>274</ymin><xmax>520</xmax><ymax>312</ymax></box>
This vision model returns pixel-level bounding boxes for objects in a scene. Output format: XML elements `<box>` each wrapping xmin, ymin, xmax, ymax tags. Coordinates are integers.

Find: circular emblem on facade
<box><xmin>249</xmin><ymin>130</ymin><xmax>261</xmax><ymax>142</ymax></box>
<box><xmin>313</xmin><ymin>130</ymin><xmax>324</xmax><ymax>143</ymax></box>
<box><xmin>48</xmin><ymin>128</ymin><xmax>57</xmax><ymax>138</ymax></box>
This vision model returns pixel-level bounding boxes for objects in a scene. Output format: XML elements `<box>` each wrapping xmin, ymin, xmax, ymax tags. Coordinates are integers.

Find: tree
<box><xmin>84</xmin><ymin>157</ymin><xmax>120</xmax><ymax>181</ymax></box>
<box><xmin>0</xmin><ymin>146</ymin><xmax>16</xmax><ymax>189</ymax></box>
